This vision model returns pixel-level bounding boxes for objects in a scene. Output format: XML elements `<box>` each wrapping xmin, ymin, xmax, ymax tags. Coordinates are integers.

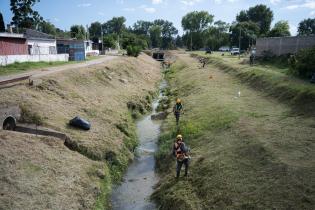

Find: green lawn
<box><xmin>0</xmin><ymin>61</ymin><xmax>73</xmax><ymax>76</ymax></box>
<box><xmin>0</xmin><ymin>55</ymin><xmax>103</xmax><ymax>76</ymax></box>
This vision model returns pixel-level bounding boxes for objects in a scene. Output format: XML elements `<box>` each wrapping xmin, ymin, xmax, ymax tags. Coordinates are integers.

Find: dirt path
<box><xmin>0</xmin><ymin>55</ymin><xmax>117</xmax><ymax>84</ymax></box>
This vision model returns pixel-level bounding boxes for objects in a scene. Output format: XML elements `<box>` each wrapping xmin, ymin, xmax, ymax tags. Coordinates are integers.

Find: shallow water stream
<box><xmin>111</xmin><ymin>80</ymin><xmax>167</xmax><ymax>210</ymax></box>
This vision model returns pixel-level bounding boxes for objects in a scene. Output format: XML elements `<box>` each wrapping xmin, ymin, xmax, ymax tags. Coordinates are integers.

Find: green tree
<box><xmin>103</xmin><ymin>17</ymin><xmax>126</xmax><ymax>35</ymax></box>
<box><xmin>150</xmin><ymin>25</ymin><xmax>162</xmax><ymax>48</ymax></box>
<box><xmin>230</xmin><ymin>21</ymin><xmax>260</xmax><ymax>50</ymax></box>
<box><xmin>89</xmin><ymin>21</ymin><xmax>102</xmax><ymax>42</ymax></box>
<box><xmin>236</xmin><ymin>11</ymin><xmax>248</xmax><ymax>22</ymax></box>
<box><xmin>103</xmin><ymin>16</ymin><xmax>126</xmax><ymax>48</ymax></box>
<box><xmin>38</xmin><ymin>21</ymin><xmax>56</xmax><ymax>35</ymax></box>
<box><xmin>298</xmin><ymin>18</ymin><xmax>315</xmax><ymax>35</ymax></box>
<box><xmin>205</xmin><ymin>21</ymin><xmax>230</xmax><ymax>50</ymax></box>
<box><xmin>153</xmin><ymin>19</ymin><xmax>178</xmax><ymax>49</ymax></box>
<box><xmin>268</xmin><ymin>21</ymin><xmax>290</xmax><ymax>37</ymax></box>
<box><xmin>236</xmin><ymin>4</ymin><xmax>273</xmax><ymax>36</ymax></box>
<box><xmin>103</xmin><ymin>34</ymin><xmax>117</xmax><ymax>49</ymax></box>
<box><xmin>182</xmin><ymin>11</ymin><xmax>214</xmax><ymax>50</ymax></box>
<box><xmin>70</xmin><ymin>25</ymin><xmax>86</xmax><ymax>40</ymax></box>
<box><xmin>175</xmin><ymin>35</ymin><xmax>184</xmax><ymax>48</ymax></box>
<box><xmin>214</xmin><ymin>20</ymin><xmax>230</xmax><ymax>33</ymax></box>
<box><xmin>121</xmin><ymin>32</ymin><xmax>148</xmax><ymax>50</ymax></box>
<box><xmin>0</xmin><ymin>12</ymin><xmax>5</xmax><ymax>32</ymax></box>
<box><xmin>10</xmin><ymin>0</ymin><xmax>43</xmax><ymax>30</ymax></box>
<box><xmin>55</xmin><ymin>28</ymin><xmax>70</xmax><ymax>38</ymax></box>
<box><xmin>133</xmin><ymin>20</ymin><xmax>152</xmax><ymax>35</ymax></box>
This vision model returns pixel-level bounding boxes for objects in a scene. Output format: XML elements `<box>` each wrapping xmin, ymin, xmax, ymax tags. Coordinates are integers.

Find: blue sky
<box><xmin>1</xmin><ymin>0</ymin><xmax>315</xmax><ymax>35</ymax></box>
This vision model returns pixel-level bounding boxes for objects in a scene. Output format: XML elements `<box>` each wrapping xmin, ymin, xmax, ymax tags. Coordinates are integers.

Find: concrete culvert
<box><xmin>3</xmin><ymin>116</ymin><xmax>16</xmax><ymax>131</ymax></box>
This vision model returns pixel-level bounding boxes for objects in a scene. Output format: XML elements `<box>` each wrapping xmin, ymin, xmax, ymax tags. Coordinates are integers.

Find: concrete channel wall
<box><xmin>0</xmin><ymin>54</ymin><xmax>69</xmax><ymax>66</ymax></box>
<box><xmin>256</xmin><ymin>35</ymin><xmax>315</xmax><ymax>56</ymax></box>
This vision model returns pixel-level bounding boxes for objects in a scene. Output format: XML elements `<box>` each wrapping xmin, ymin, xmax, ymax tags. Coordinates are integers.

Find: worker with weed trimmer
<box><xmin>173</xmin><ymin>134</ymin><xmax>190</xmax><ymax>179</ymax></box>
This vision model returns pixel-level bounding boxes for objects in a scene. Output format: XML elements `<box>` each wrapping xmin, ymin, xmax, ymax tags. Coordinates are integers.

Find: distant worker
<box><xmin>173</xmin><ymin>98</ymin><xmax>183</xmax><ymax>126</ymax></box>
<box><xmin>250</xmin><ymin>49</ymin><xmax>255</xmax><ymax>66</ymax></box>
<box><xmin>249</xmin><ymin>54</ymin><xmax>254</xmax><ymax>66</ymax></box>
<box><xmin>173</xmin><ymin>134</ymin><xmax>190</xmax><ymax>178</ymax></box>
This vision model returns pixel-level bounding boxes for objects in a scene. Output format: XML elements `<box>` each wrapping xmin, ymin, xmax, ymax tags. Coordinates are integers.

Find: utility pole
<box><xmin>190</xmin><ymin>30</ymin><xmax>193</xmax><ymax>51</ymax></box>
<box><xmin>86</xmin><ymin>24</ymin><xmax>89</xmax><ymax>40</ymax></box>
<box><xmin>101</xmin><ymin>24</ymin><xmax>104</xmax><ymax>55</ymax></box>
<box><xmin>238</xmin><ymin>27</ymin><xmax>241</xmax><ymax>59</ymax></box>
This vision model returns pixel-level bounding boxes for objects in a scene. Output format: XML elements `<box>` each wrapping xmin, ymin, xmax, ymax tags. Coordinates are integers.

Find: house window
<box><xmin>28</xmin><ymin>45</ymin><xmax>32</xmax><ymax>55</ymax></box>
<box><xmin>49</xmin><ymin>46</ymin><xmax>56</xmax><ymax>54</ymax></box>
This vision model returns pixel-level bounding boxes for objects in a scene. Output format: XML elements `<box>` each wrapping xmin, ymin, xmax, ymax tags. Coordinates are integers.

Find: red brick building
<box><xmin>0</xmin><ymin>33</ymin><xmax>28</xmax><ymax>55</ymax></box>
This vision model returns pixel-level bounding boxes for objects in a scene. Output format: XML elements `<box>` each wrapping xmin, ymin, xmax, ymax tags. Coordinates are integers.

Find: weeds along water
<box><xmin>111</xmin><ymin>79</ymin><xmax>167</xmax><ymax>210</ymax></box>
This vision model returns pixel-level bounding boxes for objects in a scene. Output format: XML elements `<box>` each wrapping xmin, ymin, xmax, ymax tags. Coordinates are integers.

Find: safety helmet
<box><xmin>176</xmin><ymin>98</ymin><xmax>181</xmax><ymax>103</ymax></box>
<box><xmin>176</xmin><ymin>134</ymin><xmax>183</xmax><ymax>140</ymax></box>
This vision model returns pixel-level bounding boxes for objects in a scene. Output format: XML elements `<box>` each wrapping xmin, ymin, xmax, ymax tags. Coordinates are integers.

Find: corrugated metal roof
<box><xmin>24</xmin><ymin>29</ymin><xmax>55</xmax><ymax>40</ymax></box>
<box><xmin>0</xmin><ymin>32</ymin><xmax>25</xmax><ymax>39</ymax></box>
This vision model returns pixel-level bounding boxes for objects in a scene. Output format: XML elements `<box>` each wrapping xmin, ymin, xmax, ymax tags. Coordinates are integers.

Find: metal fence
<box><xmin>256</xmin><ymin>35</ymin><xmax>315</xmax><ymax>56</ymax></box>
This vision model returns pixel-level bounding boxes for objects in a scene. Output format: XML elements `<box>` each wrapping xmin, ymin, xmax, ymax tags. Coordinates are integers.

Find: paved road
<box><xmin>0</xmin><ymin>55</ymin><xmax>118</xmax><ymax>84</ymax></box>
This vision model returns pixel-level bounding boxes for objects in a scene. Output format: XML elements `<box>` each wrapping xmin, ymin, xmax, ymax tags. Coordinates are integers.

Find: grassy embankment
<box><xmin>0</xmin><ymin>54</ymin><xmax>161</xmax><ymax>209</ymax></box>
<box><xmin>153</xmin><ymin>53</ymin><xmax>315</xmax><ymax>209</ymax></box>
<box><xmin>193</xmin><ymin>51</ymin><xmax>315</xmax><ymax>113</ymax></box>
<box><xmin>0</xmin><ymin>56</ymin><xmax>101</xmax><ymax>76</ymax></box>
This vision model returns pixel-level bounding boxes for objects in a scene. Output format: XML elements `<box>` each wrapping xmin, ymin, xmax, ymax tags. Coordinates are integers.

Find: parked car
<box><xmin>219</xmin><ymin>46</ymin><xmax>230</xmax><ymax>52</ymax></box>
<box><xmin>231</xmin><ymin>48</ymin><xmax>240</xmax><ymax>55</ymax></box>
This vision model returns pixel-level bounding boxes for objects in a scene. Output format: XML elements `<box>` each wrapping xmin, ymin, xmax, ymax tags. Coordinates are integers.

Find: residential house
<box><xmin>25</xmin><ymin>29</ymin><xmax>57</xmax><ymax>55</ymax></box>
<box><xmin>0</xmin><ymin>30</ymin><xmax>68</xmax><ymax>66</ymax></box>
<box><xmin>57</xmin><ymin>39</ymin><xmax>86</xmax><ymax>61</ymax></box>
<box><xmin>0</xmin><ymin>32</ymin><xmax>28</xmax><ymax>55</ymax></box>
<box><xmin>84</xmin><ymin>40</ymin><xmax>99</xmax><ymax>56</ymax></box>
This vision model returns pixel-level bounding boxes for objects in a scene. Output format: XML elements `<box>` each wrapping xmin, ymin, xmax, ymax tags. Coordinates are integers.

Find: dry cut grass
<box><xmin>0</xmin><ymin>53</ymin><xmax>161</xmax><ymax>209</ymax></box>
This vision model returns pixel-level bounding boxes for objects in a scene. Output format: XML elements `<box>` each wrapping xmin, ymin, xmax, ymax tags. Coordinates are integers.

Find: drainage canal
<box><xmin>111</xmin><ymin>80</ymin><xmax>167</xmax><ymax>210</ymax></box>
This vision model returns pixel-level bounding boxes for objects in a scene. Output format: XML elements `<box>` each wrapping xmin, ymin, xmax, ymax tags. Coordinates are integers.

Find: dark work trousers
<box><xmin>176</xmin><ymin>158</ymin><xmax>189</xmax><ymax>178</ymax></box>
<box><xmin>174</xmin><ymin>112</ymin><xmax>180</xmax><ymax>125</ymax></box>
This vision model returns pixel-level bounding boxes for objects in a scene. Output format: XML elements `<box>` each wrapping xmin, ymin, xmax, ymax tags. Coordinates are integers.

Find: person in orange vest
<box><xmin>173</xmin><ymin>134</ymin><xmax>190</xmax><ymax>178</ymax></box>
<box><xmin>173</xmin><ymin>98</ymin><xmax>183</xmax><ymax>126</ymax></box>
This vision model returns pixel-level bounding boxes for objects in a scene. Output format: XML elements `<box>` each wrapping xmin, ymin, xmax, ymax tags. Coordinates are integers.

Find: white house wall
<box><xmin>0</xmin><ymin>54</ymin><xmax>69</xmax><ymax>66</ymax></box>
<box><xmin>27</xmin><ymin>39</ymin><xmax>57</xmax><ymax>55</ymax></box>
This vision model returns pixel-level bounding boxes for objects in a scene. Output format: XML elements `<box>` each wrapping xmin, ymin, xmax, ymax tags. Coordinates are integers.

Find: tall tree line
<box><xmin>6</xmin><ymin>0</ymin><xmax>315</xmax><ymax>51</ymax></box>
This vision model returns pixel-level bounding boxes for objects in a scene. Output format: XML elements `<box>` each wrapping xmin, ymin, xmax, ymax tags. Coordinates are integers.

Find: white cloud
<box><xmin>180</xmin><ymin>0</ymin><xmax>203</xmax><ymax>6</ymax></box>
<box><xmin>77</xmin><ymin>3</ymin><xmax>91</xmax><ymax>7</ymax></box>
<box><xmin>152</xmin><ymin>0</ymin><xmax>163</xmax><ymax>4</ymax></box>
<box><xmin>122</xmin><ymin>7</ymin><xmax>136</xmax><ymax>12</ymax></box>
<box><xmin>310</xmin><ymin>10</ymin><xmax>315</xmax><ymax>16</ymax></box>
<box><xmin>139</xmin><ymin>5</ymin><xmax>157</xmax><ymax>13</ymax></box>
<box><xmin>214</xmin><ymin>0</ymin><xmax>239</xmax><ymax>4</ymax></box>
<box><xmin>270</xmin><ymin>0</ymin><xmax>281</xmax><ymax>5</ymax></box>
<box><xmin>285</xmin><ymin>0</ymin><xmax>315</xmax><ymax>10</ymax></box>
<box><xmin>289</xmin><ymin>23</ymin><xmax>298</xmax><ymax>36</ymax></box>
<box><xmin>53</xmin><ymin>17</ymin><xmax>59</xmax><ymax>22</ymax></box>
<box><xmin>144</xmin><ymin>7</ymin><xmax>156</xmax><ymax>13</ymax></box>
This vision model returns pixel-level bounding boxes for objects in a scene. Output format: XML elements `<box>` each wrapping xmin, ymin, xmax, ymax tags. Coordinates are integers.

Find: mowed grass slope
<box><xmin>0</xmin><ymin>53</ymin><xmax>161</xmax><ymax>209</ymax></box>
<box><xmin>153</xmin><ymin>53</ymin><xmax>315</xmax><ymax>209</ymax></box>
<box><xmin>193</xmin><ymin>51</ymin><xmax>315</xmax><ymax>114</ymax></box>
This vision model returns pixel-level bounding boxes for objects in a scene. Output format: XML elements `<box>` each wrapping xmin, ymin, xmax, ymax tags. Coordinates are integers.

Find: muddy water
<box><xmin>111</xmin><ymin>80</ymin><xmax>167</xmax><ymax>210</ymax></box>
